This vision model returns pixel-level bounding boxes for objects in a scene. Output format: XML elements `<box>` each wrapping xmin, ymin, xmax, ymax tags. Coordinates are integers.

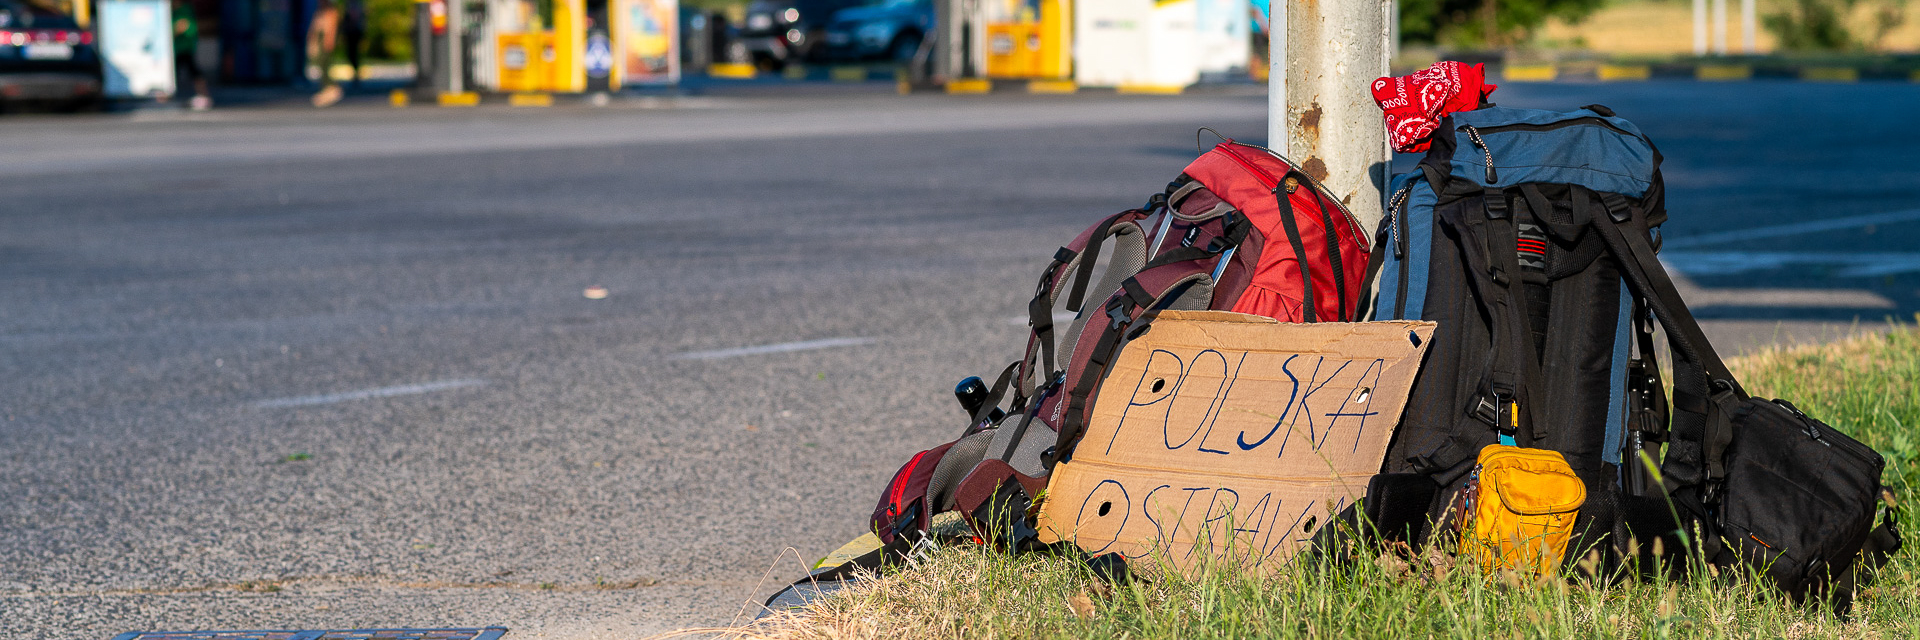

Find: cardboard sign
<box><xmin>1036</xmin><ymin>311</ymin><xmax>1435</xmax><ymax>574</ymax></box>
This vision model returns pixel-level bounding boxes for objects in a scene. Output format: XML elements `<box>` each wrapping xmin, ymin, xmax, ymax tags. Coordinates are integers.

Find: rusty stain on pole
<box><xmin>1279</xmin><ymin>0</ymin><xmax>1391</xmax><ymax>237</ymax></box>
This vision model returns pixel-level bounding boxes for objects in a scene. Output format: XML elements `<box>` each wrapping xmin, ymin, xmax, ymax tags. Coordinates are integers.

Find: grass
<box><xmin>727</xmin><ymin>322</ymin><xmax>1920</xmax><ymax>639</ymax></box>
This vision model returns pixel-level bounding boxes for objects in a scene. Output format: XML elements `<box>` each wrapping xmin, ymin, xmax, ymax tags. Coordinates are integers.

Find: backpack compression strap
<box><xmin>1273</xmin><ymin>177</ymin><xmax>1319</xmax><ymax>322</ymax></box>
<box><xmin>1405</xmin><ymin>184</ymin><xmax>1551</xmax><ymax>476</ymax></box>
<box><xmin>1623</xmin><ymin>298</ymin><xmax>1672</xmax><ymax>497</ymax></box>
<box><xmin>1310</xmin><ymin>184</ymin><xmax>1351</xmax><ymax>320</ymax></box>
<box><xmin>1470</xmin><ymin>186</ymin><xmax>1550</xmax><ymax>445</ymax></box>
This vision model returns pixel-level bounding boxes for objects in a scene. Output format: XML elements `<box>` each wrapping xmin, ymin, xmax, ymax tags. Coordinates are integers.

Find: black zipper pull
<box><xmin>1463</xmin><ymin>125</ymin><xmax>1497</xmax><ymax>184</ymax></box>
<box><xmin>1773</xmin><ymin>399</ymin><xmax>1830</xmax><ymax>445</ymax></box>
<box><xmin>1387</xmin><ymin>183</ymin><xmax>1414</xmax><ymax>259</ymax></box>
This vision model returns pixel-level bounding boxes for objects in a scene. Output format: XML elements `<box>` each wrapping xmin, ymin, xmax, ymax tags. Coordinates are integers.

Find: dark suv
<box><xmin>0</xmin><ymin>0</ymin><xmax>100</xmax><ymax>110</ymax></box>
<box><xmin>819</xmin><ymin>0</ymin><xmax>930</xmax><ymax>63</ymax></box>
<box><xmin>738</xmin><ymin>0</ymin><xmax>866</xmax><ymax>69</ymax></box>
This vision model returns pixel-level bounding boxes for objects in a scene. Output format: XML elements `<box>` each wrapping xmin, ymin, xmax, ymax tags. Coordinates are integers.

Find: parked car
<box><xmin>738</xmin><ymin>0</ymin><xmax>866</xmax><ymax>69</ymax></box>
<box><xmin>819</xmin><ymin>0</ymin><xmax>930</xmax><ymax>63</ymax></box>
<box><xmin>0</xmin><ymin>0</ymin><xmax>99</xmax><ymax>110</ymax></box>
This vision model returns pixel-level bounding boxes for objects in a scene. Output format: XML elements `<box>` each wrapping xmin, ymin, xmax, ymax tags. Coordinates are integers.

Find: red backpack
<box><xmin>872</xmin><ymin>137</ymin><xmax>1372</xmax><ymax>549</ymax></box>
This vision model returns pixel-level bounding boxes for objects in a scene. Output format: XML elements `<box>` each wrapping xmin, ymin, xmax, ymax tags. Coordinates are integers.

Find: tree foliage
<box><xmin>1764</xmin><ymin>0</ymin><xmax>1910</xmax><ymax>51</ymax></box>
<box><xmin>366</xmin><ymin>0</ymin><xmax>417</xmax><ymax>60</ymax></box>
<box><xmin>1399</xmin><ymin>0</ymin><xmax>1607</xmax><ymax>48</ymax></box>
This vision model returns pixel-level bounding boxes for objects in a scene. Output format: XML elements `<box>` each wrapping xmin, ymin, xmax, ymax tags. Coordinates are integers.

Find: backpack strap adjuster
<box><xmin>1483</xmin><ymin>187</ymin><xmax>1510</xmax><ymax>219</ymax></box>
<box><xmin>1469</xmin><ymin>394</ymin><xmax>1501</xmax><ymax>427</ymax></box>
<box><xmin>1468</xmin><ymin>392</ymin><xmax>1519</xmax><ymax>437</ymax></box>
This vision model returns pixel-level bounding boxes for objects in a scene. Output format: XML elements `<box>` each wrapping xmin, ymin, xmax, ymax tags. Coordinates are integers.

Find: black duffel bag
<box><xmin>1593</xmin><ymin>194</ymin><xmax>1901</xmax><ymax>612</ymax></box>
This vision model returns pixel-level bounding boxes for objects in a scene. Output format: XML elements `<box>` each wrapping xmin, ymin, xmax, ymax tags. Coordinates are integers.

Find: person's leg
<box><xmin>173</xmin><ymin>52</ymin><xmax>191</xmax><ymax>100</ymax></box>
<box><xmin>309</xmin><ymin>8</ymin><xmax>343</xmax><ymax>106</ymax></box>
<box><xmin>176</xmin><ymin>51</ymin><xmax>211</xmax><ymax>109</ymax></box>
<box><xmin>344</xmin><ymin>27</ymin><xmax>363</xmax><ymax>86</ymax></box>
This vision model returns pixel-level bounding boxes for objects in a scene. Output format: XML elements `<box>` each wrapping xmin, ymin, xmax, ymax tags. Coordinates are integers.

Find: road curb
<box><xmin>1498</xmin><ymin>61</ymin><xmax>1917</xmax><ymax>84</ymax></box>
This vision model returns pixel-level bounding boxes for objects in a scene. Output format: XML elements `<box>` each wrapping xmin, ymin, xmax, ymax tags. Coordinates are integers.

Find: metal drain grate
<box><xmin>111</xmin><ymin>628</ymin><xmax>506</xmax><ymax>640</ymax></box>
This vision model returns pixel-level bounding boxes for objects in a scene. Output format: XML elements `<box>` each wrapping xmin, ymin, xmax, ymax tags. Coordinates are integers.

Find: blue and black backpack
<box><xmin>1365</xmin><ymin>104</ymin><xmax>1665</xmax><ymax>488</ymax></box>
<box><xmin>1354</xmin><ymin>104</ymin><xmax>1900</xmax><ymax>610</ymax></box>
<box><xmin>1355</xmin><ymin>104</ymin><xmax>1673</xmax><ymax>564</ymax></box>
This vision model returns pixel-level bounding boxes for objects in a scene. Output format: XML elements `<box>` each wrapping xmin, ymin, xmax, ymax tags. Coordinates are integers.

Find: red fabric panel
<box><xmin>1180</xmin><ymin>142</ymin><xmax>1371</xmax><ymax>322</ymax></box>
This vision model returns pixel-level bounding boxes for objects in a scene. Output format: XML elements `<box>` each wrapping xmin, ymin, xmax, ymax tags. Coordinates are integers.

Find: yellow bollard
<box><xmin>1027</xmin><ymin>80</ymin><xmax>1077</xmax><ymax>94</ymax></box>
<box><xmin>437</xmin><ymin>92</ymin><xmax>481</xmax><ymax>107</ymax></box>
<box><xmin>1502</xmin><ymin>64</ymin><xmax>1558</xmax><ymax>82</ymax></box>
<box><xmin>709</xmin><ymin>63</ymin><xmax>757</xmax><ymax>79</ymax></box>
<box><xmin>1597</xmin><ymin>64</ymin><xmax>1650</xmax><ymax>82</ymax></box>
<box><xmin>509</xmin><ymin>93</ymin><xmax>554</xmax><ymax>107</ymax></box>
<box><xmin>1696</xmin><ymin>64</ymin><xmax>1753</xmax><ymax>81</ymax></box>
<box><xmin>945</xmin><ymin>78</ymin><xmax>992</xmax><ymax>94</ymax></box>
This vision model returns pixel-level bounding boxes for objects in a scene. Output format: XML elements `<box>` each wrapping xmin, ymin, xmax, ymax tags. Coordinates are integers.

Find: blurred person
<box><xmin>306</xmin><ymin>0</ymin><xmax>343</xmax><ymax>107</ymax></box>
<box><xmin>171</xmin><ymin>0</ymin><xmax>210</xmax><ymax>110</ymax></box>
<box><xmin>341</xmin><ymin>0</ymin><xmax>365</xmax><ymax>87</ymax></box>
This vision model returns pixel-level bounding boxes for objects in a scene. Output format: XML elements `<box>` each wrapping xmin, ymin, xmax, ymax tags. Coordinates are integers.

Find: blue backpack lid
<box><xmin>1445</xmin><ymin>107</ymin><xmax>1658</xmax><ymax>198</ymax></box>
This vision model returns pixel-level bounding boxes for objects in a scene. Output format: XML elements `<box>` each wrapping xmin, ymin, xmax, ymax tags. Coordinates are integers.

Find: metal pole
<box><xmin>447</xmin><ymin>0</ymin><xmax>465</xmax><ymax>92</ymax></box>
<box><xmin>1267</xmin><ymin>1</ymin><xmax>1285</xmax><ymax>157</ymax></box>
<box><xmin>1741</xmin><ymin>0</ymin><xmax>1756</xmax><ymax>54</ymax></box>
<box><xmin>1710</xmin><ymin>0</ymin><xmax>1727</xmax><ymax>55</ymax></box>
<box><xmin>1278</xmin><ymin>0</ymin><xmax>1390</xmax><ymax>234</ymax></box>
<box><xmin>1692</xmin><ymin>0</ymin><xmax>1707</xmax><ymax>56</ymax></box>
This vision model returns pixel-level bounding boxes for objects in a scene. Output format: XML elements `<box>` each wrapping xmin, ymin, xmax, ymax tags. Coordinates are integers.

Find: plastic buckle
<box><xmin>1104</xmin><ymin>297</ymin><xmax>1133</xmax><ymax>330</ymax></box>
<box><xmin>1607</xmin><ymin>202</ymin><xmax>1631</xmax><ymax>223</ymax></box>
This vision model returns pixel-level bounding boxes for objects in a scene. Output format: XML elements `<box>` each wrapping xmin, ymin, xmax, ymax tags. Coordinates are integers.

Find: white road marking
<box><xmin>1662</xmin><ymin>252</ymin><xmax>1920</xmax><ymax>278</ymax></box>
<box><xmin>255</xmin><ymin>379</ymin><xmax>487</xmax><ymax>408</ymax></box>
<box><xmin>1664</xmin><ymin>262</ymin><xmax>1896</xmax><ymax>309</ymax></box>
<box><xmin>668</xmin><ymin>337</ymin><xmax>876</xmax><ymax>361</ymax></box>
<box><xmin>1006</xmin><ymin>311</ymin><xmax>1081</xmax><ymax>326</ymax></box>
<box><xmin>1661</xmin><ymin>208</ymin><xmax>1920</xmax><ymax>249</ymax></box>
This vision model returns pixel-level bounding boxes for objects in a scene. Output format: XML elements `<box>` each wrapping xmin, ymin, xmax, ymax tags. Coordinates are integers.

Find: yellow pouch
<box><xmin>1461</xmin><ymin>445</ymin><xmax>1586</xmax><ymax>575</ymax></box>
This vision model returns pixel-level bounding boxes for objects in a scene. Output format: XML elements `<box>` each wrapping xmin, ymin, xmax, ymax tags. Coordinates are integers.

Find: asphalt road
<box><xmin>3</xmin><ymin>81</ymin><xmax>1917</xmax><ymax>639</ymax></box>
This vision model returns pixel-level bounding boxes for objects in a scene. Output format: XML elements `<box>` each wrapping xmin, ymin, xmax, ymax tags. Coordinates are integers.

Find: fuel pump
<box><xmin>550</xmin><ymin>0</ymin><xmax>585</xmax><ymax>91</ymax></box>
<box><xmin>583</xmin><ymin>0</ymin><xmax>612</xmax><ymax>92</ymax></box>
<box><xmin>983</xmin><ymin>0</ymin><xmax>1068</xmax><ymax>80</ymax></box>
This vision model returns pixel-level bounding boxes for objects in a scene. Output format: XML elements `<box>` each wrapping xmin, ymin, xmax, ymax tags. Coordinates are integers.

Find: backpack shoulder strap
<box><xmin>1044</xmin><ymin>214</ymin><xmax>1252</xmax><ymax>468</ymax></box>
<box><xmin>1021</xmin><ymin>210</ymin><xmax>1151</xmax><ymax>401</ymax></box>
<box><xmin>1586</xmin><ymin>191</ymin><xmax>1743</xmax><ymax>497</ymax></box>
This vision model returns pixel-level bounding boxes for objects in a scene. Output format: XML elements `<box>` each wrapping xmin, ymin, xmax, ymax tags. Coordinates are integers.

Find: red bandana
<box><xmin>1371</xmin><ymin>61</ymin><xmax>1498</xmax><ymax>153</ymax></box>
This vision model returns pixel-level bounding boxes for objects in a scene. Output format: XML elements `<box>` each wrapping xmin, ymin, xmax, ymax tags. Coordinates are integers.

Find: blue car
<box><xmin>819</xmin><ymin>0</ymin><xmax>931</xmax><ymax>63</ymax></box>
